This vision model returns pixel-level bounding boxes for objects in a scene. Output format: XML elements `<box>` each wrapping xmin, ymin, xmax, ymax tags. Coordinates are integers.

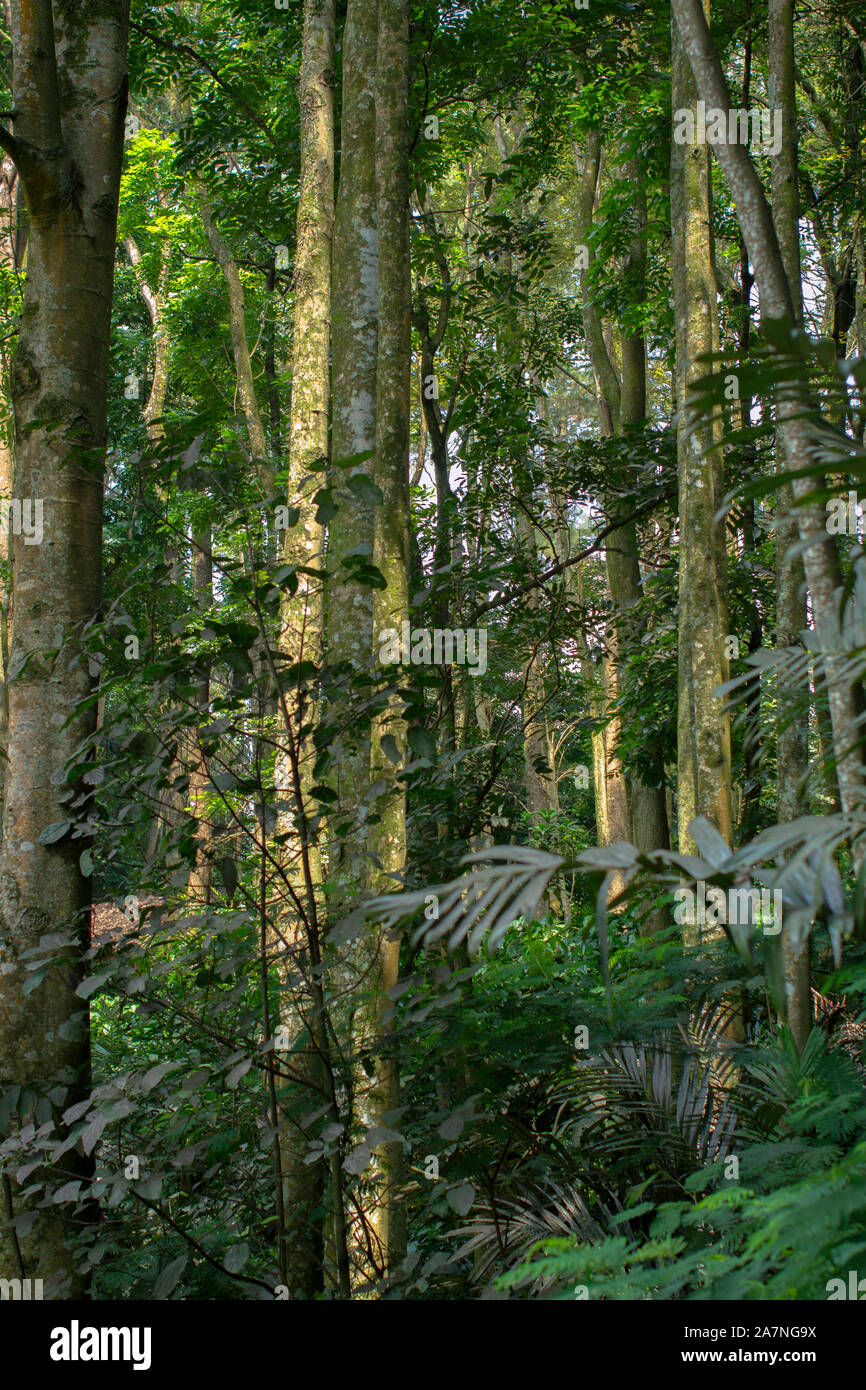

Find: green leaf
<box><xmin>314</xmin><ymin>488</ymin><xmax>338</xmax><ymax>524</ymax></box>
<box><xmin>76</xmin><ymin>972</ymin><xmax>112</xmax><ymax>1000</ymax></box>
<box><xmin>408</xmin><ymin>727</ymin><xmax>436</xmax><ymax>761</ymax></box>
<box><xmin>225</xmin><ymin>1058</ymin><xmax>252</xmax><ymax>1089</ymax></box>
<box><xmin>81</xmin><ymin>1114</ymin><xmax>107</xmax><ymax>1157</ymax></box>
<box><xmin>343</xmin><ymin>1143</ymin><xmax>371</xmax><ymax>1175</ymax></box>
<box><xmin>332</xmin><ymin>448</ymin><xmax>374</xmax><ymax>471</ymax></box>
<box><xmin>141</xmin><ymin>1062</ymin><xmax>177</xmax><ymax>1093</ymax></box>
<box><xmin>153</xmin><ymin>1255</ymin><xmax>187</xmax><ymax>1300</ymax></box>
<box><xmin>223</xmin><ymin>1241</ymin><xmax>250</xmax><ymax>1274</ymax></box>
<box><xmin>53</xmin><ymin>1181</ymin><xmax>83</xmax><ymax>1204</ymax></box>
<box><xmin>380</xmin><ymin>734</ymin><xmax>401</xmax><ymax>764</ymax></box>
<box><xmin>447</xmin><ymin>1182</ymin><xmax>475</xmax><ymax>1216</ymax></box>
<box><xmin>39</xmin><ymin>820</ymin><xmax>71</xmax><ymax>845</ymax></box>
<box><xmin>310</xmin><ymin>783</ymin><xmax>338</xmax><ymax>803</ymax></box>
<box><xmin>346</xmin><ymin>473</ymin><xmax>384</xmax><ymax>506</ymax></box>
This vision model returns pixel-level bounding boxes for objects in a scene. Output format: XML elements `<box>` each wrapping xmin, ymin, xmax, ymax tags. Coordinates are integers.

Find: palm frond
<box><xmin>451</xmin><ymin>1179</ymin><xmax>622</xmax><ymax>1291</ymax></box>
<box><xmin>336</xmin><ymin>845</ymin><xmax>566</xmax><ymax>954</ymax></box>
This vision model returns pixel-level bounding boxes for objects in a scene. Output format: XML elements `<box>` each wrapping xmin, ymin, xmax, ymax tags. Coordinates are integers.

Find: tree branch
<box><xmin>130</xmin><ymin>19</ymin><xmax>276</xmax><ymax>146</ymax></box>
<box><xmin>468</xmin><ymin>491</ymin><xmax>671</xmax><ymax>621</ymax></box>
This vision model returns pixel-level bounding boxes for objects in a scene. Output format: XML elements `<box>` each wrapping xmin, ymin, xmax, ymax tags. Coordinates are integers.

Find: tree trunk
<box><xmin>610</xmin><ymin>164</ymin><xmax>670</xmax><ymax>890</ymax></box>
<box><xmin>0</xmin><ymin>152</ymin><xmax>18</xmax><ymax>815</ymax></box>
<box><xmin>365</xmin><ymin>0</ymin><xmax>411</xmax><ymax>1276</ymax></box>
<box><xmin>324</xmin><ymin>0</ymin><xmax>380</xmax><ymax>1296</ymax></box>
<box><xmin>0</xmin><ymin>0</ymin><xmax>131</xmax><ymax>1296</ymax></box>
<box><xmin>123</xmin><ymin>232</ymin><xmax>171</xmax><ymax>443</ymax></box>
<box><xmin>187</xmin><ymin>522</ymin><xmax>213</xmax><ymax>906</ymax></box>
<box><xmin>671</xmin><ymin>0</ymin><xmax>866</xmax><ymax>869</ymax></box>
<box><xmin>276</xmin><ymin>0</ymin><xmax>335</xmax><ymax>1301</ymax></box>
<box><xmin>575</xmin><ymin>136</ymin><xmax>669</xmax><ymax>881</ymax></box>
<box><xmin>198</xmin><ymin>185</ymin><xmax>274</xmax><ymax>498</ymax></box>
<box><xmin>671</xmin><ymin>5</ymin><xmax>733</xmax><ymax>860</ymax></box>
<box><xmin>516</xmin><ymin>506</ymin><xmax>558</xmax><ymax>829</ymax></box>
<box><xmin>327</xmin><ymin>0</ymin><xmax>378</xmax><ymax>915</ymax></box>
<box><xmin>769</xmin><ymin>0</ymin><xmax>811</xmax><ymax>1052</ymax></box>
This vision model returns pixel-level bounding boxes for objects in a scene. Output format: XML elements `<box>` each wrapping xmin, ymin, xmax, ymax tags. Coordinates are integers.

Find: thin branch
<box><xmin>131</xmin><ymin>1191</ymin><xmax>276</xmax><ymax>1295</ymax></box>
<box><xmin>130</xmin><ymin>20</ymin><xmax>277</xmax><ymax>146</ymax></box>
<box><xmin>468</xmin><ymin>491</ymin><xmax>671</xmax><ymax>621</ymax></box>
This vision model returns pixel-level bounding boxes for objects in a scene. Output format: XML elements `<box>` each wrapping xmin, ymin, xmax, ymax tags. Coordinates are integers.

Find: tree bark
<box><xmin>326</xmin><ymin>0</ymin><xmax>378</xmax><ymax>915</ymax></box>
<box><xmin>365</xmin><ymin>0</ymin><xmax>411</xmax><ymax>1275</ymax></box>
<box><xmin>671</xmin><ymin>0</ymin><xmax>866</xmax><ymax>868</ymax></box>
<box><xmin>187</xmin><ymin>521</ymin><xmax>213</xmax><ymax>907</ymax></box>
<box><xmin>575</xmin><ymin>136</ymin><xmax>669</xmax><ymax>884</ymax></box>
<box><xmin>276</xmin><ymin>0</ymin><xmax>335</xmax><ymax>1301</ymax></box>
<box><xmin>0</xmin><ymin>152</ymin><xmax>18</xmax><ymax>816</ymax></box>
<box><xmin>671</xmin><ymin>4</ymin><xmax>733</xmax><ymax>860</ymax></box>
<box><xmin>123</xmin><ymin>232</ymin><xmax>171</xmax><ymax>443</ymax></box>
<box><xmin>769</xmin><ymin>0</ymin><xmax>811</xmax><ymax>1051</ymax></box>
<box><xmin>610</xmin><ymin>163</ymin><xmax>670</xmax><ymax>886</ymax></box>
<box><xmin>0</xmin><ymin>0</ymin><xmax>131</xmax><ymax>1296</ymax></box>
<box><xmin>198</xmin><ymin>185</ymin><xmax>274</xmax><ymax>498</ymax></box>
<box><xmin>324</xmin><ymin>0</ymin><xmax>379</xmax><ymax>1297</ymax></box>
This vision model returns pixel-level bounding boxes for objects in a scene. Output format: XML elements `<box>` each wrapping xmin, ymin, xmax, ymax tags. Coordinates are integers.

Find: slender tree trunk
<box><xmin>0</xmin><ymin>0</ymin><xmax>131</xmax><ymax>1296</ymax></box>
<box><xmin>276</xmin><ymin>0</ymin><xmax>335</xmax><ymax>1301</ymax></box>
<box><xmin>516</xmin><ymin>506</ymin><xmax>558</xmax><ymax>828</ymax></box>
<box><xmin>327</xmin><ymin>0</ymin><xmax>378</xmax><ymax>914</ymax></box>
<box><xmin>575</xmin><ymin>135</ymin><xmax>620</xmax><ymax>435</ymax></box>
<box><xmin>672</xmin><ymin>0</ymin><xmax>866</xmax><ymax>869</ymax></box>
<box><xmin>575</xmin><ymin>137</ymin><xmax>668</xmax><ymax>878</ymax></box>
<box><xmin>573</xmin><ymin>565</ymin><xmax>628</xmax><ymax>858</ymax></box>
<box><xmin>611</xmin><ymin>165</ymin><xmax>670</xmax><ymax>887</ymax></box>
<box><xmin>324</xmin><ymin>0</ymin><xmax>379</xmax><ymax>1296</ymax></box>
<box><xmin>0</xmin><ymin>152</ymin><xmax>17</xmax><ymax>816</ymax></box>
<box><xmin>366</xmin><ymin>0</ymin><xmax>411</xmax><ymax>1275</ymax></box>
<box><xmin>734</xmin><ymin>24</ymin><xmax>765</xmax><ymax>839</ymax></box>
<box><xmin>769</xmin><ymin>0</ymin><xmax>811</xmax><ymax>1051</ymax></box>
<box><xmin>198</xmin><ymin>186</ymin><xmax>274</xmax><ymax>498</ymax></box>
<box><xmin>187</xmin><ymin>521</ymin><xmax>213</xmax><ymax>906</ymax></box>
<box><xmin>414</xmin><ymin>237</ymin><xmax>460</xmax><ymax>758</ymax></box>
<box><xmin>671</xmin><ymin>4</ymin><xmax>733</xmax><ymax>860</ymax></box>
<box><xmin>123</xmin><ymin>232</ymin><xmax>171</xmax><ymax>443</ymax></box>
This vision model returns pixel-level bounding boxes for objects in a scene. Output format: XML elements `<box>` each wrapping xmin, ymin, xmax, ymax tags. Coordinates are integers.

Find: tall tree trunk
<box><xmin>0</xmin><ymin>152</ymin><xmax>17</xmax><ymax>815</ymax></box>
<box><xmin>123</xmin><ymin>227</ymin><xmax>187</xmax><ymax>864</ymax></box>
<box><xmin>198</xmin><ymin>186</ymin><xmax>274</xmax><ymax>498</ymax></box>
<box><xmin>573</xmin><ymin>565</ymin><xmax>628</xmax><ymax>858</ymax></box>
<box><xmin>671</xmin><ymin>5</ymin><xmax>733</xmax><ymax>861</ymax></box>
<box><xmin>123</xmin><ymin>232</ymin><xmax>171</xmax><ymax>443</ymax></box>
<box><xmin>366</xmin><ymin>0</ymin><xmax>411</xmax><ymax>1276</ymax></box>
<box><xmin>493</xmin><ymin>119</ymin><xmax>563</xmax><ymax>842</ymax></box>
<box><xmin>187</xmin><ymin>521</ymin><xmax>213</xmax><ymax>906</ymax></box>
<box><xmin>276</xmin><ymin>0</ymin><xmax>335</xmax><ymax>1301</ymax></box>
<box><xmin>327</xmin><ymin>0</ymin><xmax>378</xmax><ymax>914</ymax></box>
<box><xmin>412</xmin><ymin>201</ymin><xmax>460</xmax><ymax>759</ymax></box>
<box><xmin>324</xmin><ymin>0</ymin><xmax>379</xmax><ymax>1296</ymax></box>
<box><xmin>611</xmin><ymin>164</ymin><xmax>670</xmax><ymax>889</ymax></box>
<box><xmin>516</xmin><ymin>506</ymin><xmax>558</xmax><ymax>828</ymax></box>
<box><xmin>671</xmin><ymin>0</ymin><xmax>866</xmax><ymax>869</ymax></box>
<box><xmin>0</xmin><ymin>0</ymin><xmax>130</xmax><ymax>1296</ymax></box>
<box><xmin>734</xmin><ymin>32</ymin><xmax>764</xmax><ymax>839</ymax></box>
<box><xmin>770</xmin><ymin>0</ymin><xmax>811</xmax><ymax>1051</ymax></box>
<box><xmin>575</xmin><ymin>136</ymin><xmax>668</xmax><ymax>879</ymax></box>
